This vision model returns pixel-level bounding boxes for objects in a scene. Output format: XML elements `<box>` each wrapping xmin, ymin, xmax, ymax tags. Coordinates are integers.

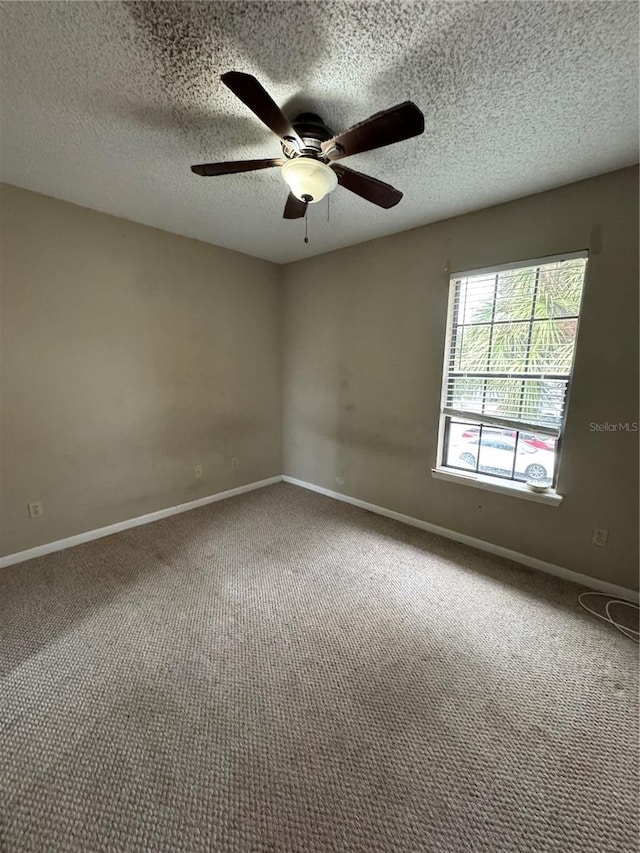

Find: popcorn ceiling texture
<box><xmin>0</xmin><ymin>1</ymin><xmax>638</xmax><ymax>263</ymax></box>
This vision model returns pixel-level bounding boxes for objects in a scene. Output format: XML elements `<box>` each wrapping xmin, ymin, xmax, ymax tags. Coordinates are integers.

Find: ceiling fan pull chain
<box><xmin>327</xmin><ymin>192</ymin><xmax>330</xmax><ymax>224</ymax></box>
<box><xmin>304</xmin><ymin>198</ymin><xmax>310</xmax><ymax>244</ymax></box>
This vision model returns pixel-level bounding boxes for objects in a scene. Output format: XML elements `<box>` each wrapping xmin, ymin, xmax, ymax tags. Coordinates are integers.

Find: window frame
<box><xmin>434</xmin><ymin>250</ymin><xmax>588</xmax><ymax>499</ymax></box>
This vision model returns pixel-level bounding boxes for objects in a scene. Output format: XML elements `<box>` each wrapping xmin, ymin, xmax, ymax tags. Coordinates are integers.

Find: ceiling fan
<box><xmin>191</xmin><ymin>72</ymin><xmax>425</xmax><ymax>219</ymax></box>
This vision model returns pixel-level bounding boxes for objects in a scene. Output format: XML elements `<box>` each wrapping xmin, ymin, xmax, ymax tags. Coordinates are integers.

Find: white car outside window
<box><xmin>456</xmin><ymin>435</ymin><xmax>555</xmax><ymax>481</ymax></box>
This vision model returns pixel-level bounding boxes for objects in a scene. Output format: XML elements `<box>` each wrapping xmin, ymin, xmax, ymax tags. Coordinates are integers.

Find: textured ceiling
<box><xmin>1</xmin><ymin>1</ymin><xmax>638</xmax><ymax>264</ymax></box>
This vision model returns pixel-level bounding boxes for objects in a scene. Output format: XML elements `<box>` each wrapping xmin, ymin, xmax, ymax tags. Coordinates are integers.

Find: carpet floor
<box><xmin>1</xmin><ymin>482</ymin><xmax>638</xmax><ymax>852</ymax></box>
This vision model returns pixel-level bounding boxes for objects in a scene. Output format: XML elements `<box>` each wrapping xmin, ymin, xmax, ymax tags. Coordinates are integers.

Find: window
<box><xmin>436</xmin><ymin>251</ymin><xmax>588</xmax><ymax>494</ymax></box>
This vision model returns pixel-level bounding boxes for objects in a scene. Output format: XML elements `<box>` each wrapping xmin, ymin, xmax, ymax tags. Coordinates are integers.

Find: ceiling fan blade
<box><xmin>323</xmin><ymin>101</ymin><xmax>424</xmax><ymax>160</ymax></box>
<box><xmin>283</xmin><ymin>192</ymin><xmax>307</xmax><ymax>219</ymax></box>
<box><xmin>191</xmin><ymin>158</ymin><xmax>284</xmax><ymax>176</ymax></box>
<box><xmin>332</xmin><ymin>164</ymin><xmax>403</xmax><ymax>208</ymax></box>
<box><xmin>221</xmin><ymin>71</ymin><xmax>301</xmax><ymax>145</ymax></box>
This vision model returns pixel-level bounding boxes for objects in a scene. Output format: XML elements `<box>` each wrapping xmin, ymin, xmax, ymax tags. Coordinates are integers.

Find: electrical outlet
<box><xmin>28</xmin><ymin>501</ymin><xmax>43</xmax><ymax>519</ymax></box>
<box><xmin>231</xmin><ymin>457</ymin><xmax>239</xmax><ymax>470</ymax></box>
<box><xmin>592</xmin><ymin>528</ymin><xmax>608</xmax><ymax>548</ymax></box>
<box><xmin>195</xmin><ymin>465</ymin><xmax>203</xmax><ymax>479</ymax></box>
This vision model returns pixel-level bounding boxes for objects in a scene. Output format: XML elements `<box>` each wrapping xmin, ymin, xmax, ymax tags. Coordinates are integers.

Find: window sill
<box><xmin>431</xmin><ymin>467</ymin><xmax>563</xmax><ymax>505</ymax></box>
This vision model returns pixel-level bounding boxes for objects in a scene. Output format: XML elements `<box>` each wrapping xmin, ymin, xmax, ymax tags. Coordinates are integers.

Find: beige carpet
<box><xmin>1</xmin><ymin>482</ymin><xmax>638</xmax><ymax>852</ymax></box>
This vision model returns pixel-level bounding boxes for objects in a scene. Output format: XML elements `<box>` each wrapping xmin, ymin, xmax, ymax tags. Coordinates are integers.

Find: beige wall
<box><xmin>2</xmin><ymin>170</ymin><xmax>638</xmax><ymax>591</ymax></box>
<box><xmin>0</xmin><ymin>184</ymin><xmax>282</xmax><ymax>555</ymax></box>
<box><xmin>282</xmin><ymin>167</ymin><xmax>639</xmax><ymax>591</ymax></box>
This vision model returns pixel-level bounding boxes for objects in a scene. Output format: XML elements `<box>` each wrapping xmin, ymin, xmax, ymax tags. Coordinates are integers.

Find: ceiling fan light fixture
<box><xmin>281</xmin><ymin>158</ymin><xmax>337</xmax><ymax>203</ymax></box>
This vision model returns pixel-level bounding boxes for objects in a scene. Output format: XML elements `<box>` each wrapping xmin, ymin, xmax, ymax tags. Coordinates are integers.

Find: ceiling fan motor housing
<box><xmin>283</xmin><ymin>113</ymin><xmax>336</xmax><ymax>159</ymax></box>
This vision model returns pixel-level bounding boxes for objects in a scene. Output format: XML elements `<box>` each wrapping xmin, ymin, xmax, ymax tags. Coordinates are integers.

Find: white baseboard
<box><xmin>4</xmin><ymin>472</ymin><xmax>637</xmax><ymax>604</ymax></box>
<box><xmin>0</xmin><ymin>476</ymin><xmax>283</xmax><ymax>569</ymax></box>
<box><xmin>283</xmin><ymin>475</ymin><xmax>639</xmax><ymax>603</ymax></box>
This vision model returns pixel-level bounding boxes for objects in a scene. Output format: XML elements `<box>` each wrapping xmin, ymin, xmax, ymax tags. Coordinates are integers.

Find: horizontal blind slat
<box><xmin>441</xmin><ymin>409</ymin><xmax>560</xmax><ymax>437</ymax></box>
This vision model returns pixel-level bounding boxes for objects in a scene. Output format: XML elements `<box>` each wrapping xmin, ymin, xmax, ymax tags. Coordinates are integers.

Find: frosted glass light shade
<box><xmin>281</xmin><ymin>158</ymin><xmax>338</xmax><ymax>203</ymax></box>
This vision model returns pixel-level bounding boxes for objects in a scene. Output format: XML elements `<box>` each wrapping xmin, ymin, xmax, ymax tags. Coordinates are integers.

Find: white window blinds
<box><xmin>442</xmin><ymin>253</ymin><xmax>587</xmax><ymax>436</ymax></box>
